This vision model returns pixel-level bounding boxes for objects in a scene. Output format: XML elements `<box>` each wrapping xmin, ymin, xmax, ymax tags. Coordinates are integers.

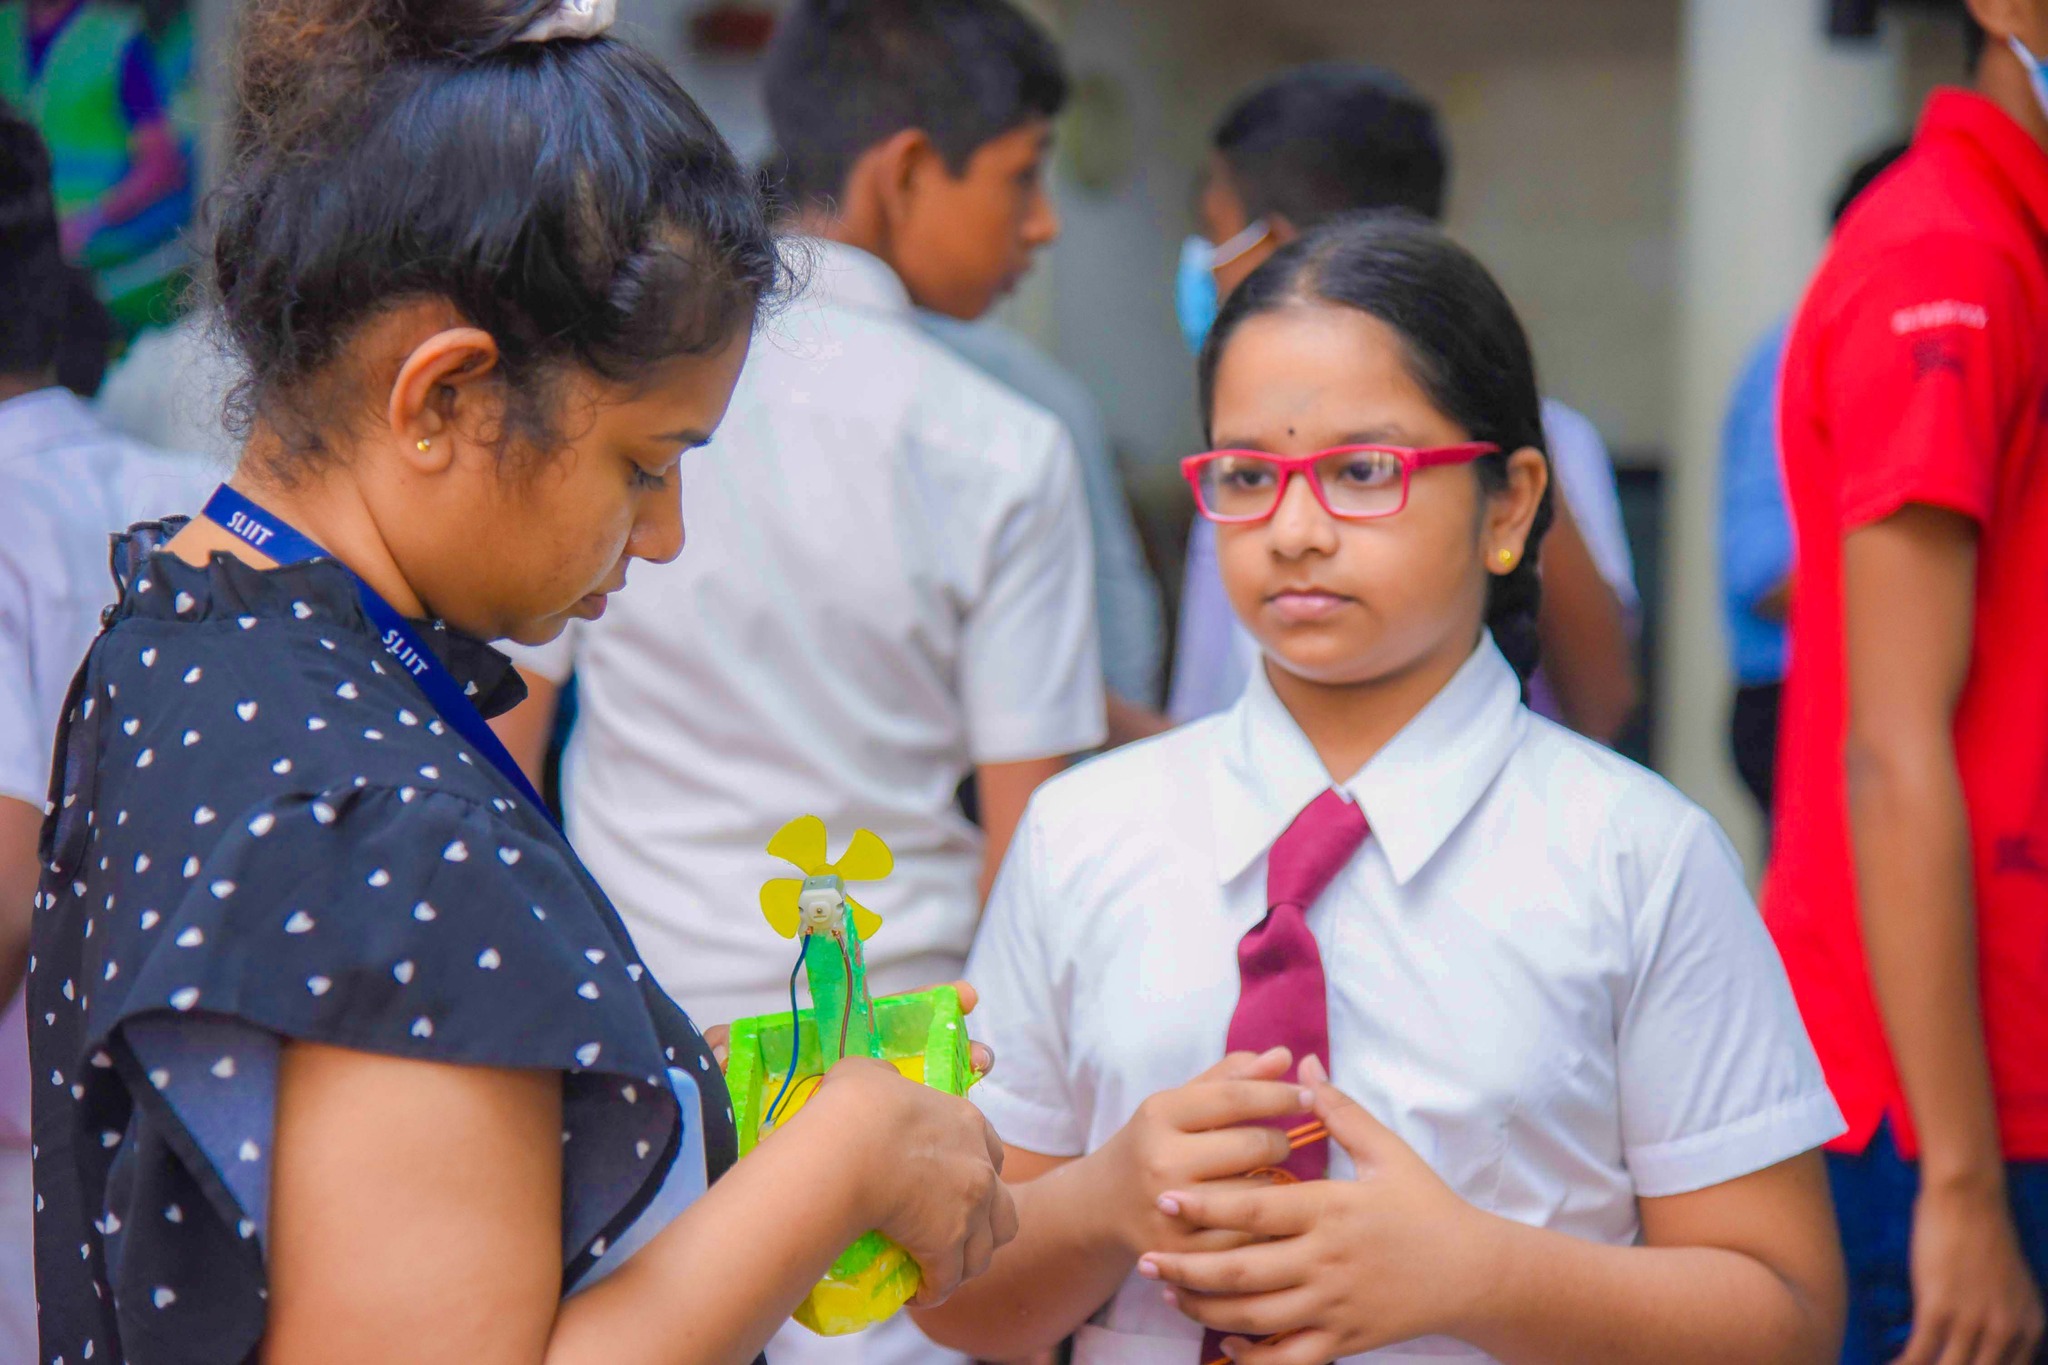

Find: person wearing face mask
<box><xmin>1767</xmin><ymin>4</ymin><xmax>2048</xmax><ymax>1362</ymax></box>
<box><xmin>1167</xmin><ymin>65</ymin><xmax>1640</xmax><ymax>747</ymax></box>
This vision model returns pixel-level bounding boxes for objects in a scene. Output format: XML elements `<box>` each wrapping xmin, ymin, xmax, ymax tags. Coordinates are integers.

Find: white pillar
<box><xmin>1666</xmin><ymin>0</ymin><xmax>1903</xmax><ymax>864</ymax></box>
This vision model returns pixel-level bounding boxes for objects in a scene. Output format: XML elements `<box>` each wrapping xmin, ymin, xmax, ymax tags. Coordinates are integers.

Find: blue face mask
<box><xmin>2011</xmin><ymin>35</ymin><xmax>2048</xmax><ymax>122</ymax></box>
<box><xmin>1174</xmin><ymin>219</ymin><xmax>1271</xmax><ymax>355</ymax></box>
<box><xmin>1175</xmin><ymin>236</ymin><xmax>1220</xmax><ymax>355</ymax></box>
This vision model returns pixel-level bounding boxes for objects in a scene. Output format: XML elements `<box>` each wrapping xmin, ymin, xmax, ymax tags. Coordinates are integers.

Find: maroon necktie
<box><xmin>1199</xmin><ymin>790</ymin><xmax>1366</xmax><ymax>1365</ymax></box>
<box><xmin>1225</xmin><ymin>787</ymin><xmax>1368</xmax><ymax>1179</ymax></box>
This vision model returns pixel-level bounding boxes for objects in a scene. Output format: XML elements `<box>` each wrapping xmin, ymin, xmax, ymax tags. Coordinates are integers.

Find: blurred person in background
<box><xmin>1168</xmin><ymin>63</ymin><xmax>1639</xmax><ymax>744</ymax></box>
<box><xmin>0</xmin><ymin>0</ymin><xmax>190</xmax><ymax>336</ymax></box>
<box><xmin>1718</xmin><ymin>142</ymin><xmax>1908</xmax><ymax>829</ymax></box>
<box><xmin>0</xmin><ymin>105</ymin><xmax>201</xmax><ymax>1364</ymax></box>
<box><xmin>95</xmin><ymin>306</ymin><xmax>240</xmax><ymax>463</ymax></box>
<box><xmin>1768</xmin><ymin>4</ymin><xmax>2048</xmax><ymax>1361</ymax></box>
<box><xmin>918</xmin><ymin>309</ymin><xmax>1169</xmax><ymax>741</ymax></box>
<box><xmin>493</xmin><ymin>10</ymin><xmax>1100</xmax><ymax>1363</ymax></box>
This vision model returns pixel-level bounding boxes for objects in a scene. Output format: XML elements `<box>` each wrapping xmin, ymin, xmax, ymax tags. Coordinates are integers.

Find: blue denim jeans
<box><xmin>1827</xmin><ymin>1122</ymin><xmax>2048</xmax><ymax>1363</ymax></box>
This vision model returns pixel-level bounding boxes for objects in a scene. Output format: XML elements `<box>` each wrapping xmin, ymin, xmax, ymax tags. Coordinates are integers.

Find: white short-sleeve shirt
<box><xmin>969</xmin><ymin>639</ymin><xmax>1840</xmax><ymax>1365</ymax></box>
<box><xmin>507</xmin><ymin>239</ymin><xmax>1106</xmax><ymax>1028</ymax></box>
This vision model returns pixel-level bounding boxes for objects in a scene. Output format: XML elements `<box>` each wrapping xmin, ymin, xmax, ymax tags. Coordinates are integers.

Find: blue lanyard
<box><xmin>201</xmin><ymin>484</ymin><xmax>557</xmax><ymax>826</ymax></box>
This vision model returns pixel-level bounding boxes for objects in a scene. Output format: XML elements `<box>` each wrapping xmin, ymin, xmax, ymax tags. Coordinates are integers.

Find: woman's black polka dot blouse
<box><xmin>29</xmin><ymin>520</ymin><xmax>737</xmax><ymax>1365</ymax></box>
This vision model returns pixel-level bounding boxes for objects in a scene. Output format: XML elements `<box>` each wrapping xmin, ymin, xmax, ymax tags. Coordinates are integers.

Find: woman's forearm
<box><xmin>913</xmin><ymin>1153</ymin><xmax>1132</xmax><ymax>1357</ymax></box>
<box><xmin>546</xmin><ymin>1117</ymin><xmax>872</xmax><ymax>1365</ymax></box>
<box><xmin>1459</xmin><ymin>1220</ymin><xmax>1833</xmax><ymax>1365</ymax></box>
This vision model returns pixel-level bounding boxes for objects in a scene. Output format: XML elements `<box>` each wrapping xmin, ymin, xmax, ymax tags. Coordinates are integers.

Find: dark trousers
<box><xmin>1730</xmin><ymin>681</ymin><xmax>1782</xmax><ymax>820</ymax></box>
<box><xmin>1827</xmin><ymin>1123</ymin><xmax>2048</xmax><ymax>1363</ymax></box>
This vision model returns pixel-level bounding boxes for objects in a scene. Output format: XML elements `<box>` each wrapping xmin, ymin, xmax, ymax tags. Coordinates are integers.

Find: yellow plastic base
<box><xmin>727</xmin><ymin>986</ymin><xmax>974</xmax><ymax>1336</ymax></box>
<box><xmin>791</xmin><ymin>1239</ymin><xmax>924</xmax><ymax>1336</ymax></box>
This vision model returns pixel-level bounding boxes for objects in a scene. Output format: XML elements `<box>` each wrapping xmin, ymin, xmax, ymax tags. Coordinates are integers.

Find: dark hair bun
<box><xmin>234</xmin><ymin>0</ymin><xmax>557</xmax><ymax>158</ymax></box>
<box><xmin>212</xmin><ymin>0</ymin><xmax>782</xmax><ymax>469</ymax></box>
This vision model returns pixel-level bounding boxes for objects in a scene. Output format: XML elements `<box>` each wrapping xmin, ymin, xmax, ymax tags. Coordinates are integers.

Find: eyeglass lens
<box><xmin>1196</xmin><ymin>450</ymin><xmax>1407</xmax><ymax>519</ymax></box>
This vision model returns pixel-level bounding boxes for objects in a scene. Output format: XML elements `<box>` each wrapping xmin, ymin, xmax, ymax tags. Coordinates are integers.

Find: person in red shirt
<box><xmin>1770</xmin><ymin>3</ymin><xmax>2048</xmax><ymax>1361</ymax></box>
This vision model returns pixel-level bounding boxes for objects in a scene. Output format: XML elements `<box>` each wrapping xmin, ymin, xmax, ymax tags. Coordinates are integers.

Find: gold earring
<box><xmin>416</xmin><ymin>438</ymin><xmax>433</xmax><ymax>452</ymax></box>
<box><xmin>1497</xmin><ymin>548</ymin><xmax>1515</xmax><ymax>568</ymax></box>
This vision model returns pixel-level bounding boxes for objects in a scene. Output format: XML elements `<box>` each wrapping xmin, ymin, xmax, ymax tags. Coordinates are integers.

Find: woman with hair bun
<box><xmin>27</xmin><ymin>3</ymin><xmax>1015</xmax><ymax>1362</ymax></box>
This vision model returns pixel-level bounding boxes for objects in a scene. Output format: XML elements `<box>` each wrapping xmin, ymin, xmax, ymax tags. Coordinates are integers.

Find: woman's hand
<box><xmin>806</xmin><ymin>1054</ymin><xmax>1019</xmax><ymax>1305</ymax></box>
<box><xmin>1137</xmin><ymin>1056</ymin><xmax>1501</xmax><ymax>1365</ymax></box>
<box><xmin>1090</xmin><ymin>1047</ymin><xmax>1314</xmax><ymax>1257</ymax></box>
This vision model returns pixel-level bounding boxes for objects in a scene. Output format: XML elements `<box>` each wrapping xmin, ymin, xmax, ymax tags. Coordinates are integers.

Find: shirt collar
<box><xmin>1919</xmin><ymin>89</ymin><xmax>2048</xmax><ymax>238</ymax></box>
<box><xmin>800</xmin><ymin>238</ymin><xmax>914</xmax><ymax>319</ymax></box>
<box><xmin>110</xmin><ymin>521</ymin><xmax>531</xmax><ymax>720</ymax></box>
<box><xmin>1209</xmin><ymin>637</ymin><xmax>1527</xmax><ymax>889</ymax></box>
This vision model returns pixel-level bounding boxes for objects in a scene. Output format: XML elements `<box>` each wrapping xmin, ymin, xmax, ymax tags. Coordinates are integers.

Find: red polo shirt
<box><xmin>1767</xmin><ymin>89</ymin><xmax>2048</xmax><ymax>1159</ymax></box>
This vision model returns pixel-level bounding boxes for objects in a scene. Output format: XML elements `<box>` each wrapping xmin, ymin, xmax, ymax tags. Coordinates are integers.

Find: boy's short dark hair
<box><xmin>763</xmin><ymin>0</ymin><xmax>1068</xmax><ymax>209</ymax></box>
<box><xmin>1831</xmin><ymin>140</ymin><xmax>1910</xmax><ymax>227</ymax></box>
<box><xmin>1212</xmin><ymin>63</ymin><xmax>1447</xmax><ymax>229</ymax></box>
<box><xmin>0</xmin><ymin>103</ymin><xmax>68</xmax><ymax>379</ymax></box>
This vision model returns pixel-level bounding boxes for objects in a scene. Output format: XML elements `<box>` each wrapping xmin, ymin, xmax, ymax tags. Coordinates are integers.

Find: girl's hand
<box><xmin>1137</xmin><ymin>1056</ymin><xmax>1503</xmax><ymax>1365</ymax></box>
<box><xmin>1091</xmin><ymin>1047</ymin><xmax>1314</xmax><ymax>1257</ymax></box>
<box><xmin>807</xmin><ymin>1054</ymin><xmax>1018</xmax><ymax>1306</ymax></box>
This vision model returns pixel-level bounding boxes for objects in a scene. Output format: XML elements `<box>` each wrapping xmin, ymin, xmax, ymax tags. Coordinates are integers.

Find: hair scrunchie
<box><xmin>514</xmin><ymin>0</ymin><xmax>617</xmax><ymax>44</ymax></box>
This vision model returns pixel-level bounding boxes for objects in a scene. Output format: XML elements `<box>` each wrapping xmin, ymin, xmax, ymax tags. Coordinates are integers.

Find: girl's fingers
<box><xmin>1193</xmin><ymin>1047</ymin><xmax>1293</xmax><ymax>1084</ymax></box>
<box><xmin>1167</xmin><ymin>1080</ymin><xmax>1318</xmax><ymax>1133</ymax></box>
<box><xmin>1158</xmin><ymin>1184</ymin><xmax>1315</xmax><ymax>1238</ymax></box>
<box><xmin>1182</xmin><ymin>1127</ymin><xmax>1293</xmax><ymax>1182</ymax></box>
<box><xmin>1139</xmin><ymin>1241</ymin><xmax>1306</xmax><ymax>1297</ymax></box>
<box><xmin>1159</xmin><ymin>1286</ymin><xmax>1317</xmax><ymax>1338</ymax></box>
<box><xmin>969</xmin><ymin>1041</ymin><xmax>996</xmax><ymax>1076</ymax></box>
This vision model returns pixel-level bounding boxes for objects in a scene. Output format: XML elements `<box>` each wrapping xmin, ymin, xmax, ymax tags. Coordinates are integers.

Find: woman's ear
<box><xmin>387</xmin><ymin>326</ymin><xmax>501</xmax><ymax>472</ymax></box>
<box><xmin>1484</xmin><ymin>446</ymin><xmax>1550</xmax><ymax>575</ymax></box>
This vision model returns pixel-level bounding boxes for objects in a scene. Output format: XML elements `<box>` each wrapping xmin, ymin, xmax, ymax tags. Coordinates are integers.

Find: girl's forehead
<box><xmin>1210</xmin><ymin>304</ymin><xmax>1457</xmax><ymax>444</ymax></box>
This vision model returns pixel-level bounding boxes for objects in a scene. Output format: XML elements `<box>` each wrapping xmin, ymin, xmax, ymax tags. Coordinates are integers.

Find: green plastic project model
<box><xmin>725</xmin><ymin>815</ymin><xmax>977</xmax><ymax>1336</ymax></box>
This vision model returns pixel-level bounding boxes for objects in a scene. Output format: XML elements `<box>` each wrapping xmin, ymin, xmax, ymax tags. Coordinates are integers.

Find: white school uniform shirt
<box><xmin>968</xmin><ymin>638</ymin><xmax>1842</xmax><ymax>1365</ymax></box>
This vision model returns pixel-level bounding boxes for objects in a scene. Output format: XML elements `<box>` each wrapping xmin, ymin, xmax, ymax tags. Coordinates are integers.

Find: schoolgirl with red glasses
<box><xmin>918</xmin><ymin>214</ymin><xmax>1849</xmax><ymax>1365</ymax></box>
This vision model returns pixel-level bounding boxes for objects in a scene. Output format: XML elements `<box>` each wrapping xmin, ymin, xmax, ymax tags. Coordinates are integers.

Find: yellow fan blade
<box><xmin>846</xmin><ymin>893</ymin><xmax>884</xmax><ymax>942</ymax></box>
<box><xmin>830</xmin><ymin>827</ymin><xmax>895</xmax><ymax>883</ymax></box>
<box><xmin>760</xmin><ymin>878</ymin><xmax>804</xmax><ymax>938</ymax></box>
<box><xmin>766</xmin><ymin>815</ymin><xmax>830</xmax><ymax>876</ymax></box>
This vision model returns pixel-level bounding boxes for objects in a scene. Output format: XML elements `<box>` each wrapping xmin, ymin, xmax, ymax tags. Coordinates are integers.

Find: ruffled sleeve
<box><xmin>79</xmin><ymin>783</ymin><xmax>683</xmax><ymax>1360</ymax></box>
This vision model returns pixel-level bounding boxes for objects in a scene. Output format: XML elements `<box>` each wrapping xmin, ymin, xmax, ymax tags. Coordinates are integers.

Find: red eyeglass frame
<box><xmin>1179</xmin><ymin>442</ymin><xmax>1500</xmax><ymax>524</ymax></box>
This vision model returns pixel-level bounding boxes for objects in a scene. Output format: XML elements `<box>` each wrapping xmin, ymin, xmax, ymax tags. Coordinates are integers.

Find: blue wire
<box><xmin>764</xmin><ymin>938</ymin><xmax>806</xmax><ymax>1127</ymax></box>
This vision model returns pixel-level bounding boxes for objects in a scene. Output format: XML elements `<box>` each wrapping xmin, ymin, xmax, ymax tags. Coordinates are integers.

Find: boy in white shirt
<box><xmin>498</xmin><ymin>0</ymin><xmax>1101</xmax><ymax>1027</ymax></box>
<box><xmin>492</xmin><ymin>0</ymin><xmax>1100</xmax><ymax>1275</ymax></box>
